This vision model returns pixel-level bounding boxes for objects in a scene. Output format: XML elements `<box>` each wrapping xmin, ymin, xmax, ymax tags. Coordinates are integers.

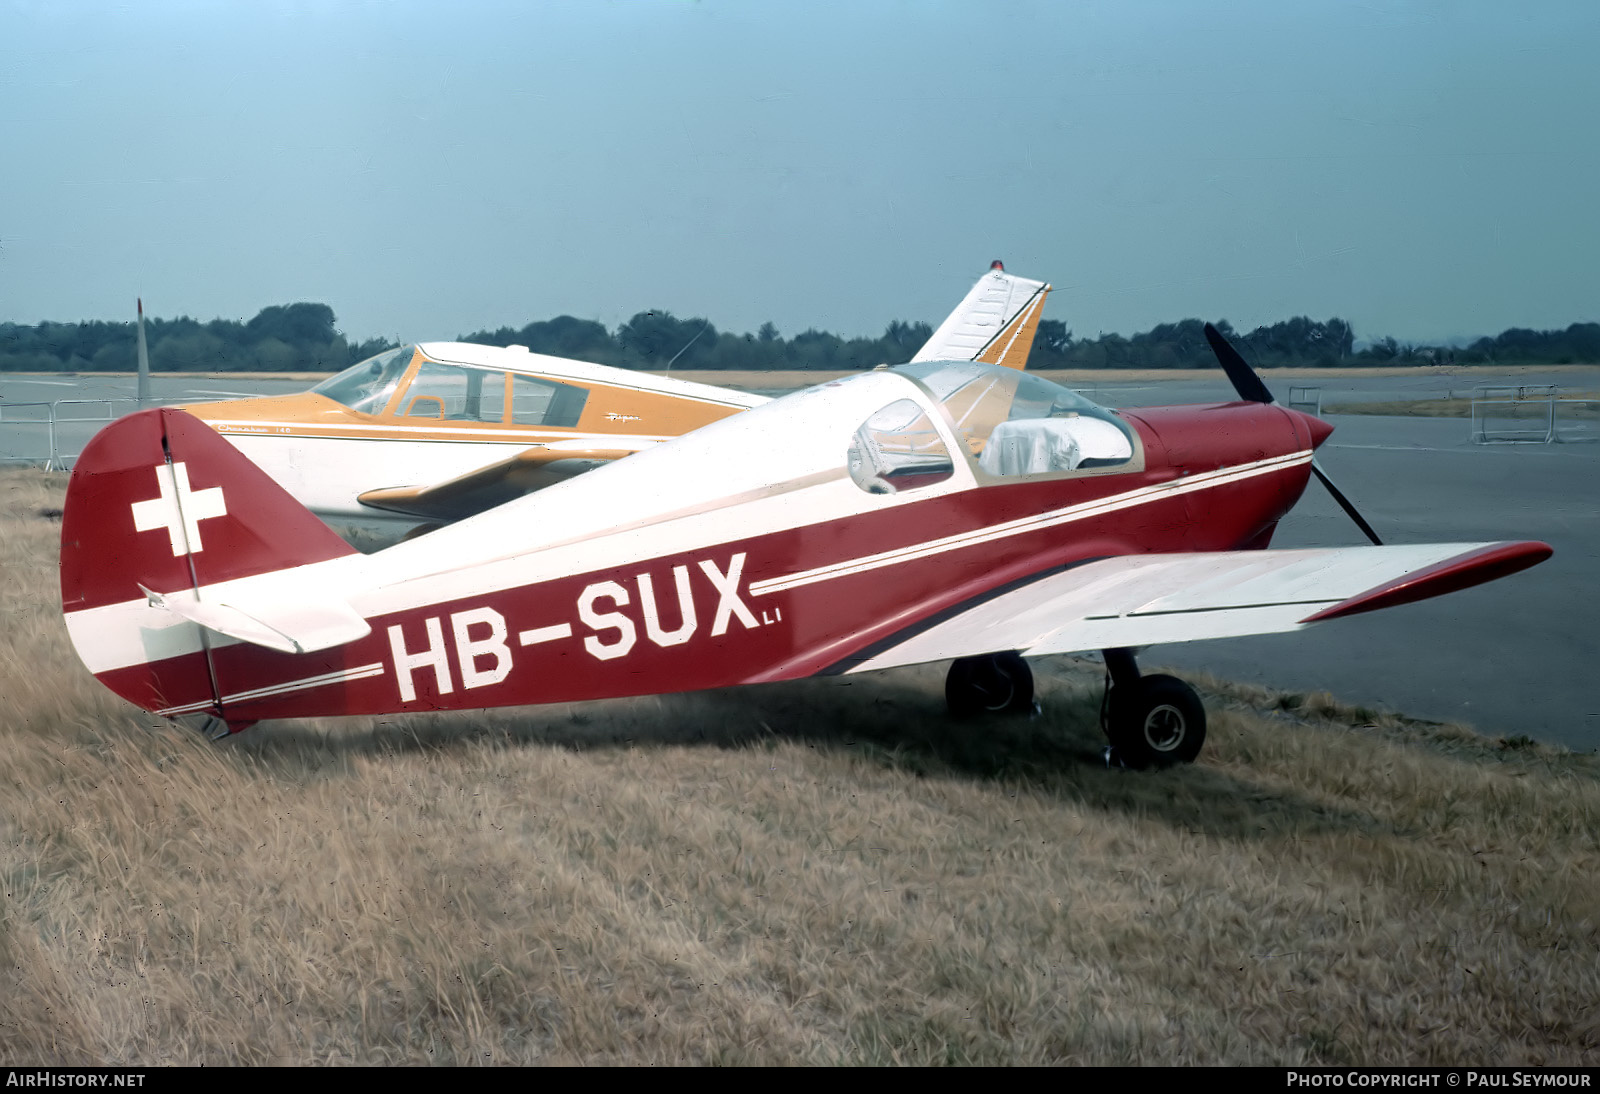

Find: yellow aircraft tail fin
<box><xmin>975</xmin><ymin>282</ymin><xmax>1050</xmax><ymax>370</ymax></box>
<box><xmin>913</xmin><ymin>262</ymin><xmax>1052</xmax><ymax>370</ymax></box>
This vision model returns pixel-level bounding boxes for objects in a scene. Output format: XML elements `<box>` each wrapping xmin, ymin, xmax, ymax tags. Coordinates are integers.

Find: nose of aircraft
<box><xmin>1288</xmin><ymin>408</ymin><xmax>1334</xmax><ymax>450</ymax></box>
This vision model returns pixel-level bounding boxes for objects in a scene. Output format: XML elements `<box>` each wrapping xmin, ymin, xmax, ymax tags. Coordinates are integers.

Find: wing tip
<box><xmin>1299</xmin><ymin>540</ymin><xmax>1553</xmax><ymax>624</ymax></box>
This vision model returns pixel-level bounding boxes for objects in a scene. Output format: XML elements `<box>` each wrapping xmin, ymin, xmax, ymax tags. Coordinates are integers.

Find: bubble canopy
<box><xmin>892</xmin><ymin>360</ymin><xmax>1135</xmax><ymax>476</ymax></box>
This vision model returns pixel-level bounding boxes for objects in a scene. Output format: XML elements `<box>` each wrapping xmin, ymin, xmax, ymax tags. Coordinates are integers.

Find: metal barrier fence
<box><xmin>0</xmin><ymin>402</ymin><xmax>58</xmax><ymax>468</ymax></box>
<box><xmin>1554</xmin><ymin>398</ymin><xmax>1600</xmax><ymax>443</ymax></box>
<box><xmin>1471</xmin><ymin>385</ymin><xmax>1556</xmax><ymax>443</ymax></box>
<box><xmin>1287</xmin><ymin>386</ymin><xmax>1322</xmax><ymax>417</ymax></box>
<box><xmin>0</xmin><ymin>398</ymin><xmax>140</xmax><ymax>470</ymax></box>
<box><xmin>1470</xmin><ymin>385</ymin><xmax>1597</xmax><ymax>444</ymax></box>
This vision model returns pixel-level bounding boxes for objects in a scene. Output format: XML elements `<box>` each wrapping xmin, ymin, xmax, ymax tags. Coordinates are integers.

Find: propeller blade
<box><xmin>1202</xmin><ymin>322</ymin><xmax>1384</xmax><ymax>545</ymax></box>
<box><xmin>1204</xmin><ymin>322</ymin><xmax>1275</xmax><ymax>404</ymax></box>
<box><xmin>1311</xmin><ymin>457</ymin><xmax>1383</xmax><ymax>546</ymax></box>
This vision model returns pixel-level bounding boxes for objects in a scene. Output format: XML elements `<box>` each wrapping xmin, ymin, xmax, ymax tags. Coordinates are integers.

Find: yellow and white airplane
<box><xmin>179</xmin><ymin>264</ymin><xmax>1051</xmax><ymax>540</ymax></box>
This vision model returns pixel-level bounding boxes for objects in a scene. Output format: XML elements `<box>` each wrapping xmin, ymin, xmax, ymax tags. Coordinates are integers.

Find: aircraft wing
<box><xmin>357</xmin><ymin>441</ymin><xmax>646</xmax><ymax>523</ymax></box>
<box><xmin>842</xmin><ymin>541</ymin><xmax>1552</xmax><ymax>674</ymax></box>
<box><xmin>913</xmin><ymin>266</ymin><xmax>1051</xmax><ymax>369</ymax></box>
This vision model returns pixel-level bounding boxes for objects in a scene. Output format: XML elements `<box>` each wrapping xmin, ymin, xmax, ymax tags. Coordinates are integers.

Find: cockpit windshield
<box><xmin>312</xmin><ymin>345</ymin><xmax>417</xmax><ymax>415</ymax></box>
<box><xmin>893</xmin><ymin>360</ymin><xmax>1136</xmax><ymax>477</ymax></box>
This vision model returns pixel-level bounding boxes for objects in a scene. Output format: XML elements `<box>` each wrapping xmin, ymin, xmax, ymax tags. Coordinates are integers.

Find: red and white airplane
<box><xmin>60</xmin><ymin>326</ymin><xmax>1550</xmax><ymax>767</ymax></box>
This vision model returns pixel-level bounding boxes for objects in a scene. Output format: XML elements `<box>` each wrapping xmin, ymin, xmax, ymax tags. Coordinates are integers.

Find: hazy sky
<box><xmin>4</xmin><ymin>0</ymin><xmax>1597</xmax><ymax>345</ymax></box>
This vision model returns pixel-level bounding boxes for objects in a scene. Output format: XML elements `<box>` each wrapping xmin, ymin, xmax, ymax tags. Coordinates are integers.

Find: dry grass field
<box><xmin>2</xmin><ymin>469</ymin><xmax>1596</xmax><ymax>1065</ymax></box>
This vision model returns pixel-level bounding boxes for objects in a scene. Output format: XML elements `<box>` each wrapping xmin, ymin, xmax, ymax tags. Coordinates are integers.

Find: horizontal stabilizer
<box><xmin>358</xmin><ymin>443</ymin><xmax>642</xmax><ymax>521</ymax></box>
<box><xmin>141</xmin><ymin>584</ymin><xmax>371</xmax><ymax>655</ymax></box>
<box><xmin>845</xmin><ymin>541</ymin><xmax>1552</xmax><ymax>673</ymax></box>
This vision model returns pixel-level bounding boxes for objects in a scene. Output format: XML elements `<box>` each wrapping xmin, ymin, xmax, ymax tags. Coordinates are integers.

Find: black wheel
<box><xmin>1107</xmin><ymin>673</ymin><xmax>1206</xmax><ymax>768</ymax></box>
<box><xmin>945</xmin><ymin>652</ymin><xmax>1034</xmax><ymax>718</ymax></box>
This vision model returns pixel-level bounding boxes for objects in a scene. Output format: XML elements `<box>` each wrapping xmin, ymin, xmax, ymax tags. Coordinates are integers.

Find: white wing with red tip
<box><xmin>843</xmin><ymin>542</ymin><xmax>1552</xmax><ymax>674</ymax></box>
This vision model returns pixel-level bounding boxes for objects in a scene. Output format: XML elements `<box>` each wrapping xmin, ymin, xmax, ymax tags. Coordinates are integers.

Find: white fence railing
<box><xmin>0</xmin><ymin>398</ymin><xmax>141</xmax><ymax>470</ymax></box>
<box><xmin>1287</xmin><ymin>386</ymin><xmax>1322</xmax><ymax>417</ymax></box>
<box><xmin>0</xmin><ymin>402</ymin><xmax>57</xmax><ymax>467</ymax></box>
<box><xmin>1470</xmin><ymin>385</ymin><xmax>1597</xmax><ymax>444</ymax></box>
<box><xmin>1554</xmin><ymin>398</ymin><xmax>1600</xmax><ymax>443</ymax></box>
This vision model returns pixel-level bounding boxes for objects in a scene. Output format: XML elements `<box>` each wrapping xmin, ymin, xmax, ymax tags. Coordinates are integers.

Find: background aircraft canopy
<box><xmin>311</xmin><ymin>344</ymin><xmax>589</xmax><ymax>427</ymax></box>
<box><xmin>312</xmin><ymin>345</ymin><xmax>416</xmax><ymax>415</ymax></box>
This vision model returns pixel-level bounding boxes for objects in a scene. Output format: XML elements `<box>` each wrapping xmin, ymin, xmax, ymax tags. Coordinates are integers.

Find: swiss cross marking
<box><xmin>130</xmin><ymin>462</ymin><xmax>228</xmax><ymax>556</ymax></box>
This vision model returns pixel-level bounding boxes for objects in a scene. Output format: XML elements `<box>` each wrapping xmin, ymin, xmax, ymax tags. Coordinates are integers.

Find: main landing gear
<box><xmin>941</xmin><ymin>648</ymin><xmax>1207</xmax><ymax>769</ymax></box>
<box><xmin>945</xmin><ymin>651</ymin><xmax>1035</xmax><ymax>718</ymax></box>
<box><xmin>1099</xmin><ymin>648</ymin><xmax>1206</xmax><ymax>769</ymax></box>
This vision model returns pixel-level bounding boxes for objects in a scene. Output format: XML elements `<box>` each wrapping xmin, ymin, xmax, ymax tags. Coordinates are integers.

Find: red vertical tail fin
<box><xmin>61</xmin><ymin>408</ymin><xmax>357</xmax><ymax>722</ymax></box>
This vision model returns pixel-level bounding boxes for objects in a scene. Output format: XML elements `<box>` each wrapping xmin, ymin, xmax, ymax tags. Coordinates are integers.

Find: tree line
<box><xmin>0</xmin><ymin>304</ymin><xmax>391</xmax><ymax>375</ymax></box>
<box><xmin>1</xmin><ymin>301</ymin><xmax>1595</xmax><ymax>374</ymax></box>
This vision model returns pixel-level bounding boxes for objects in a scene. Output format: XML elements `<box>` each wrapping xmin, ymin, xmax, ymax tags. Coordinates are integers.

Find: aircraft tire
<box><xmin>946</xmin><ymin>652</ymin><xmax>1034</xmax><ymax>718</ymax></box>
<box><xmin>1108</xmin><ymin>674</ymin><xmax>1206</xmax><ymax>768</ymax></box>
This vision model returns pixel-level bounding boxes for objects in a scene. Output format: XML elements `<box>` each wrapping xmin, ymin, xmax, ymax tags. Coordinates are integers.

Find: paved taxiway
<box><xmin>5</xmin><ymin>368</ymin><xmax>1596</xmax><ymax>751</ymax></box>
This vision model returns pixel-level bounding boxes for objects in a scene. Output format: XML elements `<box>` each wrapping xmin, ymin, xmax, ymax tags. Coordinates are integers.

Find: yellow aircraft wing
<box><xmin>356</xmin><ymin>442</ymin><xmax>642</xmax><ymax>523</ymax></box>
